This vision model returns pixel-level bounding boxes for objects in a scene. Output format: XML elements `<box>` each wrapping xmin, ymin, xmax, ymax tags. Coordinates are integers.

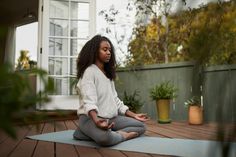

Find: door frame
<box><xmin>37</xmin><ymin>0</ymin><xmax>96</xmax><ymax>110</ymax></box>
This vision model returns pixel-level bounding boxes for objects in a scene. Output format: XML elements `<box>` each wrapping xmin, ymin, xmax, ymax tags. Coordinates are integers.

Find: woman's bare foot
<box><xmin>117</xmin><ymin>130</ymin><xmax>138</xmax><ymax>140</ymax></box>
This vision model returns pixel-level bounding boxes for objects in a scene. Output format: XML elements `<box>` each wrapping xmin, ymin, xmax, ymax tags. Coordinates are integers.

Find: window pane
<box><xmin>50</xmin><ymin>0</ymin><xmax>69</xmax><ymax>18</ymax></box>
<box><xmin>50</xmin><ymin>77</ymin><xmax>69</xmax><ymax>95</ymax></box>
<box><xmin>70</xmin><ymin>2</ymin><xmax>89</xmax><ymax>20</ymax></box>
<box><xmin>70</xmin><ymin>20</ymin><xmax>89</xmax><ymax>38</ymax></box>
<box><xmin>70</xmin><ymin>58</ymin><xmax>77</xmax><ymax>76</ymax></box>
<box><xmin>69</xmin><ymin>77</ymin><xmax>78</xmax><ymax>95</ymax></box>
<box><xmin>49</xmin><ymin>38</ymin><xmax>68</xmax><ymax>56</ymax></box>
<box><xmin>49</xmin><ymin>57</ymin><xmax>68</xmax><ymax>75</ymax></box>
<box><xmin>50</xmin><ymin>19</ymin><xmax>68</xmax><ymax>36</ymax></box>
<box><xmin>70</xmin><ymin>39</ymin><xmax>87</xmax><ymax>56</ymax></box>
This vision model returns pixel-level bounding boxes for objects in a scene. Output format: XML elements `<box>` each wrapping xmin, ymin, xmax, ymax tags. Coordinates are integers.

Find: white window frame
<box><xmin>37</xmin><ymin>0</ymin><xmax>96</xmax><ymax>110</ymax></box>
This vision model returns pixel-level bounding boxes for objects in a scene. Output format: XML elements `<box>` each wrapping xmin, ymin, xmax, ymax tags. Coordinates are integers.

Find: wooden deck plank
<box><xmin>150</xmin><ymin>121</ymin><xmax>236</xmax><ymax>141</ymax></box>
<box><xmin>146</xmin><ymin>121</ymin><xmax>219</xmax><ymax>140</ymax></box>
<box><xmin>122</xmin><ymin>151</ymin><xmax>152</xmax><ymax>157</ymax></box>
<box><xmin>154</xmin><ymin>123</ymin><xmax>218</xmax><ymax>140</ymax></box>
<box><xmin>172</xmin><ymin>122</ymin><xmax>218</xmax><ymax>134</ymax></box>
<box><xmin>73</xmin><ymin>119</ymin><xmax>79</xmax><ymax>127</ymax></box>
<box><xmin>172</xmin><ymin>121</ymin><xmax>221</xmax><ymax>132</ymax></box>
<box><xmin>147</xmin><ymin>120</ymin><xmax>219</xmax><ymax>135</ymax></box>
<box><xmin>145</xmin><ymin>130</ymin><xmax>170</xmax><ymax>138</ymax></box>
<box><xmin>9</xmin><ymin>124</ymin><xmax>44</xmax><ymax>157</ymax></box>
<box><xmin>55</xmin><ymin>121</ymin><xmax>78</xmax><ymax>157</ymax></box>
<box><xmin>75</xmin><ymin>146</ymin><xmax>103</xmax><ymax>157</ymax></box>
<box><xmin>146</xmin><ymin>124</ymin><xmax>187</xmax><ymax>139</ymax></box>
<box><xmin>172</xmin><ymin>122</ymin><xmax>236</xmax><ymax>140</ymax></box>
<box><xmin>0</xmin><ymin>126</ymin><xmax>30</xmax><ymax>157</ymax></box>
<box><xmin>150</xmin><ymin>154</ymin><xmax>174</xmax><ymax>157</ymax></box>
<box><xmin>1</xmin><ymin>119</ymin><xmax>234</xmax><ymax>157</ymax></box>
<box><xmin>0</xmin><ymin>130</ymin><xmax>8</xmax><ymax>144</ymax></box>
<box><xmin>98</xmin><ymin>148</ymin><xmax>127</xmax><ymax>157</ymax></box>
<box><xmin>64</xmin><ymin>120</ymin><xmax>77</xmax><ymax>130</ymax></box>
<box><xmin>0</xmin><ymin>131</ymin><xmax>9</xmax><ymax>144</ymax></box>
<box><xmin>32</xmin><ymin>122</ymin><xmax>55</xmax><ymax>157</ymax></box>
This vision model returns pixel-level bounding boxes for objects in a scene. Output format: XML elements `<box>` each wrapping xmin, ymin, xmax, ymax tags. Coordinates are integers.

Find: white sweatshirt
<box><xmin>76</xmin><ymin>64</ymin><xmax>129</xmax><ymax>118</ymax></box>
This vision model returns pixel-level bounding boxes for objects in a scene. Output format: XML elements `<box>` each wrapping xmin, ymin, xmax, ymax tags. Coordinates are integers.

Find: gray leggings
<box><xmin>73</xmin><ymin>114</ymin><xmax>146</xmax><ymax>146</ymax></box>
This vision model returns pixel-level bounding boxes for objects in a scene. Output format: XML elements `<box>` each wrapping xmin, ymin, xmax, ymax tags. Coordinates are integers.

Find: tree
<box><xmin>128</xmin><ymin>0</ymin><xmax>236</xmax><ymax>66</ymax></box>
<box><xmin>128</xmin><ymin>18</ymin><xmax>166</xmax><ymax>65</ymax></box>
<box><xmin>172</xmin><ymin>1</ymin><xmax>236</xmax><ymax>65</ymax></box>
<box><xmin>130</xmin><ymin>0</ymin><xmax>186</xmax><ymax>64</ymax></box>
<box><xmin>98</xmin><ymin>3</ymin><xmax>134</xmax><ymax>66</ymax></box>
<box><xmin>16</xmin><ymin>50</ymin><xmax>31</xmax><ymax>70</ymax></box>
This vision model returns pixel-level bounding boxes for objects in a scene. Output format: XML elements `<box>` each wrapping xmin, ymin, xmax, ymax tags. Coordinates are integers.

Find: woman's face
<box><xmin>98</xmin><ymin>40</ymin><xmax>111</xmax><ymax>63</ymax></box>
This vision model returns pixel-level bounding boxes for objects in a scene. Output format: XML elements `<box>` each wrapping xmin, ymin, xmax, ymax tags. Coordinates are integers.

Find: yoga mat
<box><xmin>26</xmin><ymin>130</ymin><xmax>236</xmax><ymax>157</ymax></box>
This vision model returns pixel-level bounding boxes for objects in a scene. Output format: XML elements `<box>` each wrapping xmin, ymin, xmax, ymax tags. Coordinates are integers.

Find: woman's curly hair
<box><xmin>76</xmin><ymin>35</ymin><xmax>116</xmax><ymax>80</ymax></box>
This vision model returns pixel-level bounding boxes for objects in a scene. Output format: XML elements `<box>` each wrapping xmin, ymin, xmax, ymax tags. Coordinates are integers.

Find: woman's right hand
<box><xmin>95</xmin><ymin>118</ymin><xmax>114</xmax><ymax>130</ymax></box>
<box><xmin>88</xmin><ymin>110</ymin><xmax>114</xmax><ymax>130</ymax></box>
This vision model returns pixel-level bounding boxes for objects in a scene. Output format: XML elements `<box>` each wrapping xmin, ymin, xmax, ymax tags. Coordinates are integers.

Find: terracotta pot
<box><xmin>156</xmin><ymin>99</ymin><xmax>171</xmax><ymax>123</ymax></box>
<box><xmin>188</xmin><ymin>105</ymin><xmax>203</xmax><ymax>125</ymax></box>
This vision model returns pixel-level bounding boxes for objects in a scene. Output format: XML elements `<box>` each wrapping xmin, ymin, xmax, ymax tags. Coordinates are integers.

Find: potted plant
<box><xmin>123</xmin><ymin>90</ymin><xmax>143</xmax><ymax>113</ymax></box>
<box><xmin>0</xmin><ymin>64</ymin><xmax>54</xmax><ymax>138</ymax></box>
<box><xmin>184</xmin><ymin>96</ymin><xmax>203</xmax><ymax>125</ymax></box>
<box><xmin>150</xmin><ymin>81</ymin><xmax>177</xmax><ymax>123</ymax></box>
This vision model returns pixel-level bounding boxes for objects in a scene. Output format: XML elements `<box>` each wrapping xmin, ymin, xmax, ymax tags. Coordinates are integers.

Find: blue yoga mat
<box><xmin>26</xmin><ymin>130</ymin><xmax>236</xmax><ymax>157</ymax></box>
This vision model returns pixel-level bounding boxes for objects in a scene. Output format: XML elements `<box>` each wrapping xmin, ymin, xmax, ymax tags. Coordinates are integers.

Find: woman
<box><xmin>73</xmin><ymin>35</ymin><xmax>148</xmax><ymax>146</ymax></box>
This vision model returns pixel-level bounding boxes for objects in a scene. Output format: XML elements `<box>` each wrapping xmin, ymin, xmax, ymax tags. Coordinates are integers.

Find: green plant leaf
<box><xmin>123</xmin><ymin>90</ymin><xmax>143</xmax><ymax>113</ymax></box>
<box><xmin>184</xmin><ymin>96</ymin><xmax>201</xmax><ymax>107</ymax></box>
<box><xmin>150</xmin><ymin>81</ymin><xmax>178</xmax><ymax>101</ymax></box>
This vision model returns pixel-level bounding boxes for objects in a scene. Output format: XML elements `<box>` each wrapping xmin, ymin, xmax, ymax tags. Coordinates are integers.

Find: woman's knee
<box><xmin>73</xmin><ymin>128</ymin><xmax>91</xmax><ymax>141</ymax></box>
<box><xmin>95</xmin><ymin>135</ymin><xmax>111</xmax><ymax>146</ymax></box>
<box><xmin>95</xmin><ymin>132</ymin><xmax>122</xmax><ymax>146</ymax></box>
<box><xmin>134</xmin><ymin>123</ymin><xmax>147</xmax><ymax>135</ymax></box>
<box><xmin>134</xmin><ymin>125</ymin><xmax>146</xmax><ymax>135</ymax></box>
<box><xmin>134</xmin><ymin>120</ymin><xmax>146</xmax><ymax>134</ymax></box>
<box><xmin>132</xmin><ymin>118</ymin><xmax>146</xmax><ymax>127</ymax></box>
<box><xmin>139</xmin><ymin>124</ymin><xmax>146</xmax><ymax>135</ymax></box>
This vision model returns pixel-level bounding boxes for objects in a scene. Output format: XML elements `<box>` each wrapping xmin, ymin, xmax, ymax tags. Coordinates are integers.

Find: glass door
<box><xmin>38</xmin><ymin>0</ymin><xmax>96</xmax><ymax>109</ymax></box>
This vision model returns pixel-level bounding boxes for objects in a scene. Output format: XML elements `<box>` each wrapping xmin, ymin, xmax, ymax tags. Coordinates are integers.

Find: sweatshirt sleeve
<box><xmin>79</xmin><ymin>68</ymin><xmax>99</xmax><ymax>115</ymax></box>
<box><xmin>111</xmin><ymin>81</ymin><xmax>129</xmax><ymax>115</ymax></box>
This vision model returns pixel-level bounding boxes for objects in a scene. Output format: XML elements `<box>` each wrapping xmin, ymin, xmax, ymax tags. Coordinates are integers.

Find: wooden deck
<box><xmin>0</xmin><ymin>119</ymin><xmax>235</xmax><ymax>157</ymax></box>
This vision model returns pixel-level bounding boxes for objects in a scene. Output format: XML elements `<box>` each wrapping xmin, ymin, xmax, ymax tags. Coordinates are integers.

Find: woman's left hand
<box><xmin>134</xmin><ymin>113</ymin><xmax>149</xmax><ymax>122</ymax></box>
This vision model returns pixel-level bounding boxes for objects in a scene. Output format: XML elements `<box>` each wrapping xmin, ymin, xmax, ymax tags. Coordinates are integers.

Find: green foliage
<box><xmin>128</xmin><ymin>18</ymin><xmax>167</xmax><ymax>65</ymax></box>
<box><xmin>15</xmin><ymin>50</ymin><xmax>37</xmax><ymax>70</ymax></box>
<box><xmin>129</xmin><ymin>1</ymin><xmax>236</xmax><ymax>66</ymax></box>
<box><xmin>98</xmin><ymin>4</ymin><xmax>134</xmax><ymax>66</ymax></box>
<box><xmin>184</xmin><ymin>96</ymin><xmax>201</xmax><ymax>107</ymax></box>
<box><xmin>123</xmin><ymin>90</ymin><xmax>143</xmax><ymax>113</ymax></box>
<box><xmin>185</xmin><ymin>1</ymin><xmax>236</xmax><ymax>65</ymax></box>
<box><xmin>150</xmin><ymin>81</ymin><xmax>177</xmax><ymax>100</ymax></box>
<box><xmin>16</xmin><ymin>50</ymin><xmax>30</xmax><ymax>70</ymax></box>
<box><xmin>0</xmin><ymin>64</ymin><xmax>54</xmax><ymax>138</ymax></box>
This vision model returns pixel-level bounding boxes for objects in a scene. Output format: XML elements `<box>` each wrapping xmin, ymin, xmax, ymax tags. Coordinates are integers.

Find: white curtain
<box><xmin>4</xmin><ymin>25</ymin><xmax>16</xmax><ymax>68</ymax></box>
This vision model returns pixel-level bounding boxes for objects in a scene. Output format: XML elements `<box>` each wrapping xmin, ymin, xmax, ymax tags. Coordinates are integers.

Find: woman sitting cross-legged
<box><xmin>73</xmin><ymin>35</ymin><xmax>149</xmax><ymax>147</ymax></box>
